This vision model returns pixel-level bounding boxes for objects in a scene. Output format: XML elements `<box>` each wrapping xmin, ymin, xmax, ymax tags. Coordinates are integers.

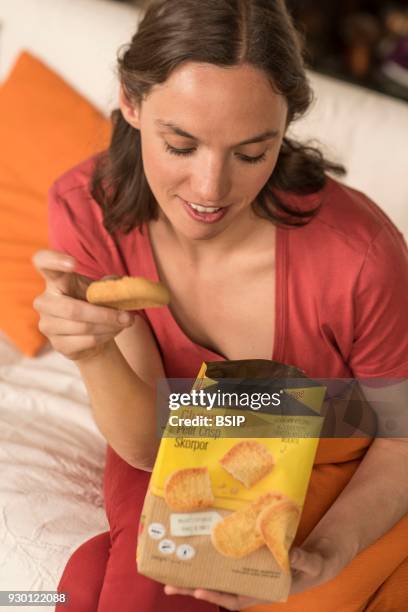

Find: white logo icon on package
<box><xmin>176</xmin><ymin>544</ymin><xmax>196</xmax><ymax>560</ymax></box>
<box><xmin>158</xmin><ymin>539</ymin><xmax>176</xmax><ymax>555</ymax></box>
<box><xmin>148</xmin><ymin>523</ymin><xmax>166</xmax><ymax>540</ymax></box>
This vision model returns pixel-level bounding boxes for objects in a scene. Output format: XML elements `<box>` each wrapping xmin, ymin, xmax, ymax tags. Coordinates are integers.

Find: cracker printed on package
<box><xmin>256</xmin><ymin>500</ymin><xmax>301</xmax><ymax>573</ymax></box>
<box><xmin>211</xmin><ymin>491</ymin><xmax>284</xmax><ymax>558</ymax></box>
<box><xmin>219</xmin><ymin>441</ymin><xmax>275</xmax><ymax>488</ymax></box>
<box><xmin>164</xmin><ymin>467</ymin><xmax>214</xmax><ymax>512</ymax></box>
<box><xmin>86</xmin><ymin>276</ymin><xmax>170</xmax><ymax>310</ymax></box>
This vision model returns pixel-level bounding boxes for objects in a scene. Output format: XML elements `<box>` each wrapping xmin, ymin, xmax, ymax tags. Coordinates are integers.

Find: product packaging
<box><xmin>137</xmin><ymin>359</ymin><xmax>326</xmax><ymax>602</ymax></box>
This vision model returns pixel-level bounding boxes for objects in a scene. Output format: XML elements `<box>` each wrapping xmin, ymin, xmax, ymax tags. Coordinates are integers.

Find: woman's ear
<box><xmin>119</xmin><ymin>85</ymin><xmax>141</xmax><ymax>129</ymax></box>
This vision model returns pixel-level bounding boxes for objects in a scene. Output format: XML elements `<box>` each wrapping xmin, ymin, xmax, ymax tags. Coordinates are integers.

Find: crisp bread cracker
<box><xmin>219</xmin><ymin>441</ymin><xmax>275</xmax><ymax>488</ymax></box>
<box><xmin>86</xmin><ymin>276</ymin><xmax>170</xmax><ymax>310</ymax></box>
<box><xmin>164</xmin><ymin>467</ymin><xmax>214</xmax><ymax>512</ymax></box>
<box><xmin>211</xmin><ymin>491</ymin><xmax>285</xmax><ymax>558</ymax></box>
<box><xmin>256</xmin><ymin>500</ymin><xmax>301</xmax><ymax>573</ymax></box>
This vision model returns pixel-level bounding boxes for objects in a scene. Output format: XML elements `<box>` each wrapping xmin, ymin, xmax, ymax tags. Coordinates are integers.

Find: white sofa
<box><xmin>0</xmin><ymin>0</ymin><xmax>407</xmax><ymax>605</ymax></box>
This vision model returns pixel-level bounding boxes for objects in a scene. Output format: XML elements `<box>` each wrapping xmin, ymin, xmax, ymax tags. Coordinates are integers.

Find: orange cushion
<box><xmin>0</xmin><ymin>51</ymin><xmax>110</xmax><ymax>356</ymax></box>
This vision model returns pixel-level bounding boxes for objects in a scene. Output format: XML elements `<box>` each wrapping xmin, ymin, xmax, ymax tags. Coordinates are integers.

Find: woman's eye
<box><xmin>236</xmin><ymin>152</ymin><xmax>267</xmax><ymax>164</ymax></box>
<box><xmin>164</xmin><ymin>143</ymin><xmax>195</xmax><ymax>156</ymax></box>
<box><xmin>164</xmin><ymin>142</ymin><xmax>267</xmax><ymax>164</ymax></box>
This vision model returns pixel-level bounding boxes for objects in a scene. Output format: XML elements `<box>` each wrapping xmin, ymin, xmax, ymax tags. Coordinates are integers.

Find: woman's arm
<box><xmin>301</xmin><ymin>437</ymin><xmax>408</xmax><ymax>557</ymax></box>
<box><xmin>76</xmin><ymin>315</ymin><xmax>166</xmax><ymax>471</ymax></box>
<box><xmin>271</xmin><ymin>435</ymin><xmax>408</xmax><ymax>597</ymax></box>
<box><xmin>303</xmin><ymin>381</ymin><xmax>408</xmax><ymax>558</ymax></box>
<box><xmin>282</xmin><ymin>380</ymin><xmax>408</xmax><ymax>596</ymax></box>
<box><xmin>33</xmin><ymin>249</ymin><xmax>166</xmax><ymax>472</ymax></box>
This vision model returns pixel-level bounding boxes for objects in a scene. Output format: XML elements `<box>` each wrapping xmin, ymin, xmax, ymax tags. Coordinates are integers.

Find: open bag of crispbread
<box><xmin>137</xmin><ymin>359</ymin><xmax>326</xmax><ymax>602</ymax></box>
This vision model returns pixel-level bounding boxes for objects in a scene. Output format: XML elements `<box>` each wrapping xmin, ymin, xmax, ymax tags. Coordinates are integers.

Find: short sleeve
<box><xmin>349</xmin><ymin>223</ymin><xmax>408</xmax><ymax>378</ymax></box>
<box><xmin>48</xmin><ymin>181</ymin><xmax>111</xmax><ymax>280</ymax></box>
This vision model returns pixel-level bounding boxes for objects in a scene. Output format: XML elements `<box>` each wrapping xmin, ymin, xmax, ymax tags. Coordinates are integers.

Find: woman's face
<box><xmin>120</xmin><ymin>62</ymin><xmax>288</xmax><ymax>241</ymax></box>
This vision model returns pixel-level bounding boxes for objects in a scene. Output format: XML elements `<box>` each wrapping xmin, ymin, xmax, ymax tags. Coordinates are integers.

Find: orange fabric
<box><xmin>0</xmin><ymin>51</ymin><xmax>110</xmax><ymax>355</ymax></box>
<box><xmin>364</xmin><ymin>555</ymin><xmax>408</xmax><ymax>611</ymax></box>
<box><xmin>244</xmin><ymin>437</ymin><xmax>408</xmax><ymax>611</ymax></box>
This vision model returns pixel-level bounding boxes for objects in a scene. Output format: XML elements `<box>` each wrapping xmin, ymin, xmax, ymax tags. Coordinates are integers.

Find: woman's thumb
<box><xmin>290</xmin><ymin>548</ymin><xmax>323</xmax><ymax>577</ymax></box>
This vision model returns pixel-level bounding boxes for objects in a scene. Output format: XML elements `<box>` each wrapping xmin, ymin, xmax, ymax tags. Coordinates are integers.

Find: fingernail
<box><xmin>118</xmin><ymin>312</ymin><xmax>131</xmax><ymax>325</ymax></box>
<box><xmin>63</xmin><ymin>260</ymin><xmax>75</xmax><ymax>269</ymax></box>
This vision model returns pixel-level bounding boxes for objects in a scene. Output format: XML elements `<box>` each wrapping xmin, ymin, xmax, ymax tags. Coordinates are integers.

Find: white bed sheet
<box><xmin>0</xmin><ymin>331</ymin><xmax>108</xmax><ymax>607</ymax></box>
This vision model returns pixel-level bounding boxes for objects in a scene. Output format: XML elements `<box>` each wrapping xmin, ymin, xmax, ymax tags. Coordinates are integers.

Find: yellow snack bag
<box><xmin>137</xmin><ymin>359</ymin><xmax>326</xmax><ymax>602</ymax></box>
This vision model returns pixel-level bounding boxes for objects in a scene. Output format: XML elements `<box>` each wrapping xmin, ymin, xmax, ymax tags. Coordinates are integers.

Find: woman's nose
<box><xmin>191</xmin><ymin>157</ymin><xmax>231</xmax><ymax>204</ymax></box>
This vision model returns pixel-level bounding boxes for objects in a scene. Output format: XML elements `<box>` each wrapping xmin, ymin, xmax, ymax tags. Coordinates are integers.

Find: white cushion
<box><xmin>290</xmin><ymin>72</ymin><xmax>408</xmax><ymax>238</ymax></box>
<box><xmin>0</xmin><ymin>0</ymin><xmax>143</xmax><ymax>112</ymax></box>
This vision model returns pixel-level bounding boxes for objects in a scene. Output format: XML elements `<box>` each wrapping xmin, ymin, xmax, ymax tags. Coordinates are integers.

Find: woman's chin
<box><xmin>176</xmin><ymin>222</ymin><xmax>226</xmax><ymax>241</ymax></box>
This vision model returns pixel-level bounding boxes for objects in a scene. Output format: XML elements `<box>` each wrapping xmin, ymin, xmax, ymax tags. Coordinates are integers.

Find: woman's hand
<box><xmin>164</xmin><ymin>536</ymin><xmax>355</xmax><ymax>610</ymax></box>
<box><xmin>32</xmin><ymin>249</ymin><xmax>134</xmax><ymax>361</ymax></box>
<box><xmin>164</xmin><ymin>585</ymin><xmax>268</xmax><ymax>610</ymax></box>
<box><xmin>288</xmin><ymin>535</ymin><xmax>354</xmax><ymax>595</ymax></box>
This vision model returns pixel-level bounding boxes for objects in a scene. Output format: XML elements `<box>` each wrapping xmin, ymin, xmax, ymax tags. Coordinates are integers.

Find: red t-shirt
<box><xmin>48</xmin><ymin>155</ymin><xmax>408</xmax><ymax>382</ymax></box>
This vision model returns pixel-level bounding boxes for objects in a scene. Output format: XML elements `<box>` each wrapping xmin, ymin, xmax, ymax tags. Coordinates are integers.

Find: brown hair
<box><xmin>91</xmin><ymin>0</ymin><xmax>346</xmax><ymax>235</ymax></box>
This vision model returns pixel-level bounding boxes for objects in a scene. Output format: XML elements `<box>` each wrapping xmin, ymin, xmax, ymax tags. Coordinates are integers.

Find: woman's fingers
<box><xmin>164</xmin><ymin>586</ymin><xmax>195</xmax><ymax>597</ymax></box>
<box><xmin>31</xmin><ymin>249</ymin><xmax>136</xmax><ymax>361</ymax></box>
<box><xmin>289</xmin><ymin>544</ymin><xmax>344</xmax><ymax>596</ymax></box>
<box><xmin>32</xmin><ymin>249</ymin><xmax>75</xmax><ymax>274</ymax></box>
<box><xmin>32</xmin><ymin>250</ymin><xmax>76</xmax><ymax>283</ymax></box>
<box><xmin>37</xmin><ymin>314</ymin><xmax>133</xmax><ymax>337</ymax></box>
<box><xmin>164</xmin><ymin>586</ymin><xmax>242</xmax><ymax>610</ymax></box>
<box><xmin>33</xmin><ymin>293</ymin><xmax>133</xmax><ymax>328</ymax></box>
<box><xmin>31</xmin><ymin>250</ymin><xmax>88</xmax><ymax>301</ymax></box>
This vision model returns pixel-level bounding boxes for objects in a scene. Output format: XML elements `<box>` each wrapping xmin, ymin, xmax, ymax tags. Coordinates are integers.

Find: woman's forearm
<box><xmin>304</xmin><ymin>438</ymin><xmax>408</xmax><ymax>558</ymax></box>
<box><xmin>76</xmin><ymin>339</ymin><xmax>159</xmax><ymax>470</ymax></box>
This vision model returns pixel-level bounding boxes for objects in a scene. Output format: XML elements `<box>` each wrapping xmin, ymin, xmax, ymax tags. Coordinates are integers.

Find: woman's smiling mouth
<box><xmin>179</xmin><ymin>197</ymin><xmax>229</xmax><ymax>223</ymax></box>
<box><xmin>189</xmin><ymin>202</ymin><xmax>221</xmax><ymax>213</ymax></box>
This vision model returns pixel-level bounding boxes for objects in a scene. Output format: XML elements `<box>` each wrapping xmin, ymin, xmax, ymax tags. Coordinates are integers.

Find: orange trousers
<box><xmin>57</xmin><ymin>440</ymin><xmax>408</xmax><ymax>611</ymax></box>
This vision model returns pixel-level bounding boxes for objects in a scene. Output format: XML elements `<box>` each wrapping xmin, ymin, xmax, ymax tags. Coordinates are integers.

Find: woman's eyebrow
<box><xmin>155</xmin><ymin>119</ymin><xmax>279</xmax><ymax>146</ymax></box>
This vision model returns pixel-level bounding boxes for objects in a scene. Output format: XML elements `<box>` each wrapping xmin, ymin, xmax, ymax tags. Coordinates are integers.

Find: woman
<box><xmin>32</xmin><ymin>0</ymin><xmax>408</xmax><ymax>610</ymax></box>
